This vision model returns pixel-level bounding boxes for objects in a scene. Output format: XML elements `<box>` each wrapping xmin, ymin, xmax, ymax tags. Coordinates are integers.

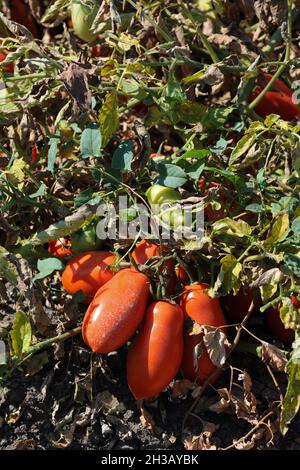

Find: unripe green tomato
<box><xmin>71</xmin><ymin>0</ymin><xmax>99</xmax><ymax>43</ymax></box>
<box><xmin>160</xmin><ymin>207</ymin><xmax>185</xmax><ymax>227</ymax></box>
<box><xmin>147</xmin><ymin>184</ymin><xmax>181</xmax><ymax>206</ymax></box>
<box><xmin>71</xmin><ymin>221</ymin><xmax>103</xmax><ymax>253</ymax></box>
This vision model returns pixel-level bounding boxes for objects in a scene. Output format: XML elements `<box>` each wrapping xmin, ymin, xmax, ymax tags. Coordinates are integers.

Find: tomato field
<box><xmin>1</xmin><ymin>0</ymin><xmax>300</xmax><ymax>452</ymax></box>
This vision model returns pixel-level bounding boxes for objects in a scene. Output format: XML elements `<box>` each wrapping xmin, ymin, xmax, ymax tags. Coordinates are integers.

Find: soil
<box><xmin>0</xmin><ymin>288</ymin><xmax>299</xmax><ymax>451</ymax></box>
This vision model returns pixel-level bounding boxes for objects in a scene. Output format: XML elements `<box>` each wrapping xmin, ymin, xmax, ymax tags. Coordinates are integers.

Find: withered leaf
<box><xmin>261</xmin><ymin>341</ymin><xmax>288</xmax><ymax>372</ymax></box>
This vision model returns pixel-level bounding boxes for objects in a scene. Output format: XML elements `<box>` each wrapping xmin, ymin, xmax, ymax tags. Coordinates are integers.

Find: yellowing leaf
<box><xmin>5</xmin><ymin>158</ymin><xmax>26</xmax><ymax>188</ymax></box>
<box><xmin>99</xmin><ymin>90</ymin><xmax>119</xmax><ymax>147</ymax></box>
<box><xmin>264</xmin><ymin>213</ymin><xmax>289</xmax><ymax>247</ymax></box>
<box><xmin>212</xmin><ymin>218</ymin><xmax>252</xmax><ymax>237</ymax></box>
<box><xmin>10</xmin><ymin>311</ymin><xmax>32</xmax><ymax>359</ymax></box>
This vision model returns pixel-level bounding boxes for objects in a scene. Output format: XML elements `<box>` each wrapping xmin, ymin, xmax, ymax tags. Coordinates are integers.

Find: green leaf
<box><xmin>202</xmin><ymin>106</ymin><xmax>234</xmax><ymax>130</ymax></box>
<box><xmin>209</xmin><ymin>137</ymin><xmax>228</xmax><ymax>154</ymax></box>
<box><xmin>99</xmin><ymin>90</ymin><xmax>119</xmax><ymax>147</ymax></box>
<box><xmin>209</xmin><ymin>255</ymin><xmax>242</xmax><ymax>296</ymax></box>
<box><xmin>80</xmin><ymin>123</ymin><xmax>102</xmax><ymax>158</ymax></box>
<box><xmin>41</xmin><ymin>0</ymin><xmax>70</xmax><ymax>22</ymax></box>
<box><xmin>292</xmin><ymin>216</ymin><xmax>300</xmax><ymax>235</ymax></box>
<box><xmin>264</xmin><ymin>213</ymin><xmax>290</xmax><ymax>247</ymax></box>
<box><xmin>33</xmin><ymin>257</ymin><xmax>65</xmax><ymax>282</ymax></box>
<box><xmin>47</xmin><ymin>138</ymin><xmax>59</xmax><ymax>172</ymax></box>
<box><xmin>29</xmin><ymin>182</ymin><xmax>47</xmax><ymax>199</ymax></box>
<box><xmin>271</xmin><ymin>197</ymin><xmax>299</xmax><ymax>216</ymax></box>
<box><xmin>0</xmin><ymin>249</ymin><xmax>18</xmax><ymax>284</ymax></box>
<box><xmin>10</xmin><ymin>311</ymin><xmax>32</xmax><ymax>359</ymax></box>
<box><xmin>183</xmin><ymin>161</ymin><xmax>205</xmax><ymax>180</ymax></box>
<box><xmin>74</xmin><ymin>188</ymin><xmax>99</xmax><ymax>208</ymax></box>
<box><xmin>212</xmin><ymin>218</ymin><xmax>252</xmax><ymax>237</ymax></box>
<box><xmin>281</xmin><ymin>336</ymin><xmax>300</xmax><ymax>434</ymax></box>
<box><xmin>245</xmin><ymin>203</ymin><xmax>263</xmax><ymax>213</ymax></box>
<box><xmin>180</xmin><ymin>149</ymin><xmax>210</xmax><ymax>160</ymax></box>
<box><xmin>154</xmin><ymin>163</ymin><xmax>187</xmax><ymax>188</ymax></box>
<box><xmin>284</xmin><ymin>254</ymin><xmax>300</xmax><ymax>278</ymax></box>
<box><xmin>111</xmin><ymin>140</ymin><xmax>134</xmax><ymax>170</ymax></box>
<box><xmin>229</xmin><ymin>133</ymin><xmax>257</xmax><ymax>167</ymax></box>
<box><xmin>178</xmin><ymin>101</ymin><xmax>207</xmax><ymax>124</ymax></box>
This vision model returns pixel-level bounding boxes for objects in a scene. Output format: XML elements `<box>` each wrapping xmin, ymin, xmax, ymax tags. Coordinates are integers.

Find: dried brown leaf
<box><xmin>171</xmin><ymin>379</ymin><xmax>196</xmax><ymax>397</ymax></box>
<box><xmin>202</xmin><ymin>325</ymin><xmax>229</xmax><ymax>368</ymax></box>
<box><xmin>261</xmin><ymin>341</ymin><xmax>288</xmax><ymax>372</ymax></box>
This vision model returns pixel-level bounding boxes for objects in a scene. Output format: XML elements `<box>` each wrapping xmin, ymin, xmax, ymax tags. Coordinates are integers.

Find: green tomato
<box><xmin>147</xmin><ymin>184</ymin><xmax>181</xmax><ymax>206</ymax></box>
<box><xmin>71</xmin><ymin>221</ymin><xmax>103</xmax><ymax>253</ymax></box>
<box><xmin>160</xmin><ymin>206</ymin><xmax>185</xmax><ymax>227</ymax></box>
<box><xmin>71</xmin><ymin>0</ymin><xmax>99</xmax><ymax>43</ymax></box>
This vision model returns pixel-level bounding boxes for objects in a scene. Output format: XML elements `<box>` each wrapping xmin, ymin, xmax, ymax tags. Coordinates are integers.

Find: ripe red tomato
<box><xmin>175</xmin><ymin>265</ymin><xmax>189</xmax><ymax>284</ymax></box>
<box><xmin>127</xmin><ymin>300</ymin><xmax>184</xmax><ymax>400</ymax></box>
<box><xmin>0</xmin><ymin>45</ymin><xmax>14</xmax><ymax>74</ymax></box>
<box><xmin>10</xmin><ymin>0</ymin><xmax>39</xmax><ymax>37</ymax></box>
<box><xmin>266</xmin><ymin>296</ymin><xmax>299</xmax><ymax>344</ymax></box>
<box><xmin>62</xmin><ymin>251</ymin><xmax>116</xmax><ymax>302</ymax></box>
<box><xmin>222</xmin><ymin>288</ymin><xmax>254</xmax><ymax>323</ymax></box>
<box><xmin>249</xmin><ymin>73</ymin><xmax>300</xmax><ymax>121</ymax></box>
<box><xmin>132</xmin><ymin>240</ymin><xmax>176</xmax><ymax>294</ymax></box>
<box><xmin>180</xmin><ymin>284</ymin><xmax>227</xmax><ymax>384</ymax></box>
<box><xmin>48</xmin><ymin>238</ymin><xmax>72</xmax><ymax>258</ymax></box>
<box><xmin>82</xmin><ymin>268</ymin><xmax>150</xmax><ymax>353</ymax></box>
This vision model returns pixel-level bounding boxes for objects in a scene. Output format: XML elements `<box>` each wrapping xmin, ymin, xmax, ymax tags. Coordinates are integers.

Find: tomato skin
<box><xmin>82</xmin><ymin>268</ymin><xmax>150</xmax><ymax>353</ymax></box>
<box><xmin>147</xmin><ymin>184</ymin><xmax>181</xmax><ymax>206</ymax></box>
<box><xmin>48</xmin><ymin>238</ymin><xmax>72</xmax><ymax>258</ymax></box>
<box><xmin>249</xmin><ymin>73</ymin><xmax>300</xmax><ymax>121</ymax></box>
<box><xmin>180</xmin><ymin>284</ymin><xmax>227</xmax><ymax>384</ymax></box>
<box><xmin>10</xmin><ymin>0</ymin><xmax>39</xmax><ymax>37</ymax></box>
<box><xmin>175</xmin><ymin>265</ymin><xmax>189</xmax><ymax>284</ymax></box>
<box><xmin>127</xmin><ymin>300</ymin><xmax>184</xmax><ymax>400</ymax></box>
<box><xmin>222</xmin><ymin>288</ymin><xmax>254</xmax><ymax>323</ymax></box>
<box><xmin>266</xmin><ymin>296</ymin><xmax>299</xmax><ymax>344</ymax></box>
<box><xmin>62</xmin><ymin>251</ymin><xmax>116</xmax><ymax>302</ymax></box>
<box><xmin>71</xmin><ymin>0</ymin><xmax>99</xmax><ymax>42</ymax></box>
<box><xmin>0</xmin><ymin>49</ymin><xmax>14</xmax><ymax>74</ymax></box>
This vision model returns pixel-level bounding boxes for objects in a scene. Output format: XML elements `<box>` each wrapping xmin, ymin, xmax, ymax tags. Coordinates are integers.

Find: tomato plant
<box><xmin>82</xmin><ymin>268</ymin><xmax>150</xmax><ymax>353</ymax></box>
<box><xmin>180</xmin><ymin>284</ymin><xmax>227</xmax><ymax>384</ymax></box>
<box><xmin>127</xmin><ymin>300</ymin><xmax>184</xmax><ymax>400</ymax></box>
<box><xmin>61</xmin><ymin>251</ymin><xmax>116</xmax><ymax>302</ymax></box>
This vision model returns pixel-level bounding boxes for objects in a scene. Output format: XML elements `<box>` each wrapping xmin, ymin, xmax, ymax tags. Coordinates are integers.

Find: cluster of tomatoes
<box><xmin>47</xmin><ymin>219</ymin><xmax>296</xmax><ymax>402</ymax></box>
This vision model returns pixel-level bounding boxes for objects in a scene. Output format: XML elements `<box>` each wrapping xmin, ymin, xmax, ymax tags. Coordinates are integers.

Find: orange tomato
<box><xmin>61</xmin><ymin>251</ymin><xmax>116</xmax><ymax>302</ymax></box>
<box><xmin>180</xmin><ymin>283</ymin><xmax>227</xmax><ymax>384</ymax></box>
<box><xmin>127</xmin><ymin>300</ymin><xmax>184</xmax><ymax>400</ymax></box>
<box><xmin>48</xmin><ymin>238</ymin><xmax>72</xmax><ymax>258</ymax></box>
<box><xmin>82</xmin><ymin>268</ymin><xmax>150</xmax><ymax>353</ymax></box>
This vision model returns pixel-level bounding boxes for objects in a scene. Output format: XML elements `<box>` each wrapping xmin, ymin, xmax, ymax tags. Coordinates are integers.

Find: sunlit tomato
<box><xmin>249</xmin><ymin>73</ymin><xmax>300</xmax><ymax>121</ymax></box>
<box><xmin>31</xmin><ymin>144</ymin><xmax>38</xmax><ymax>164</ymax></box>
<box><xmin>132</xmin><ymin>240</ymin><xmax>176</xmax><ymax>294</ymax></box>
<box><xmin>82</xmin><ymin>268</ymin><xmax>150</xmax><ymax>353</ymax></box>
<box><xmin>61</xmin><ymin>251</ymin><xmax>116</xmax><ymax>302</ymax></box>
<box><xmin>222</xmin><ymin>288</ymin><xmax>254</xmax><ymax>323</ymax></box>
<box><xmin>0</xmin><ymin>46</ymin><xmax>14</xmax><ymax>74</ymax></box>
<box><xmin>10</xmin><ymin>0</ymin><xmax>39</xmax><ymax>37</ymax></box>
<box><xmin>147</xmin><ymin>184</ymin><xmax>181</xmax><ymax>206</ymax></box>
<box><xmin>180</xmin><ymin>283</ymin><xmax>227</xmax><ymax>384</ymax></box>
<box><xmin>48</xmin><ymin>238</ymin><xmax>72</xmax><ymax>258</ymax></box>
<box><xmin>175</xmin><ymin>265</ymin><xmax>189</xmax><ymax>284</ymax></box>
<box><xmin>266</xmin><ymin>296</ymin><xmax>299</xmax><ymax>344</ymax></box>
<box><xmin>127</xmin><ymin>300</ymin><xmax>184</xmax><ymax>400</ymax></box>
<box><xmin>71</xmin><ymin>0</ymin><xmax>99</xmax><ymax>42</ymax></box>
<box><xmin>70</xmin><ymin>220</ymin><xmax>102</xmax><ymax>254</ymax></box>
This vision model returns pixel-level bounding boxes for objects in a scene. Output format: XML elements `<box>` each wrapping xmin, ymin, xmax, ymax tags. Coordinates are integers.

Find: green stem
<box><xmin>197</xmin><ymin>29</ymin><xmax>219</xmax><ymax>64</ymax></box>
<box><xmin>4</xmin><ymin>72</ymin><xmax>50</xmax><ymax>82</ymax></box>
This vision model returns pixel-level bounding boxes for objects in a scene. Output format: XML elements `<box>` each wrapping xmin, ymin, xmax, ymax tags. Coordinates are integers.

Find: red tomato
<box><xmin>249</xmin><ymin>73</ymin><xmax>300</xmax><ymax>121</ymax></box>
<box><xmin>132</xmin><ymin>240</ymin><xmax>176</xmax><ymax>294</ymax></box>
<box><xmin>82</xmin><ymin>268</ymin><xmax>150</xmax><ymax>353</ymax></box>
<box><xmin>91</xmin><ymin>44</ymin><xmax>112</xmax><ymax>57</ymax></box>
<box><xmin>31</xmin><ymin>144</ymin><xmax>38</xmax><ymax>164</ymax></box>
<box><xmin>222</xmin><ymin>288</ymin><xmax>254</xmax><ymax>323</ymax></box>
<box><xmin>175</xmin><ymin>265</ymin><xmax>189</xmax><ymax>284</ymax></box>
<box><xmin>266</xmin><ymin>295</ymin><xmax>299</xmax><ymax>344</ymax></box>
<box><xmin>0</xmin><ymin>46</ymin><xmax>14</xmax><ymax>74</ymax></box>
<box><xmin>127</xmin><ymin>300</ymin><xmax>184</xmax><ymax>400</ymax></box>
<box><xmin>10</xmin><ymin>0</ymin><xmax>39</xmax><ymax>37</ymax></box>
<box><xmin>48</xmin><ymin>238</ymin><xmax>72</xmax><ymax>258</ymax></box>
<box><xmin>62</xmin><ymin>251</ymin><xmax>116</xmax><ymax>302</ymax></box>
<box><xmin>180</xmin><ymin>283</ymin><xmax>227</xmax><ymax>384</ymax></box>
